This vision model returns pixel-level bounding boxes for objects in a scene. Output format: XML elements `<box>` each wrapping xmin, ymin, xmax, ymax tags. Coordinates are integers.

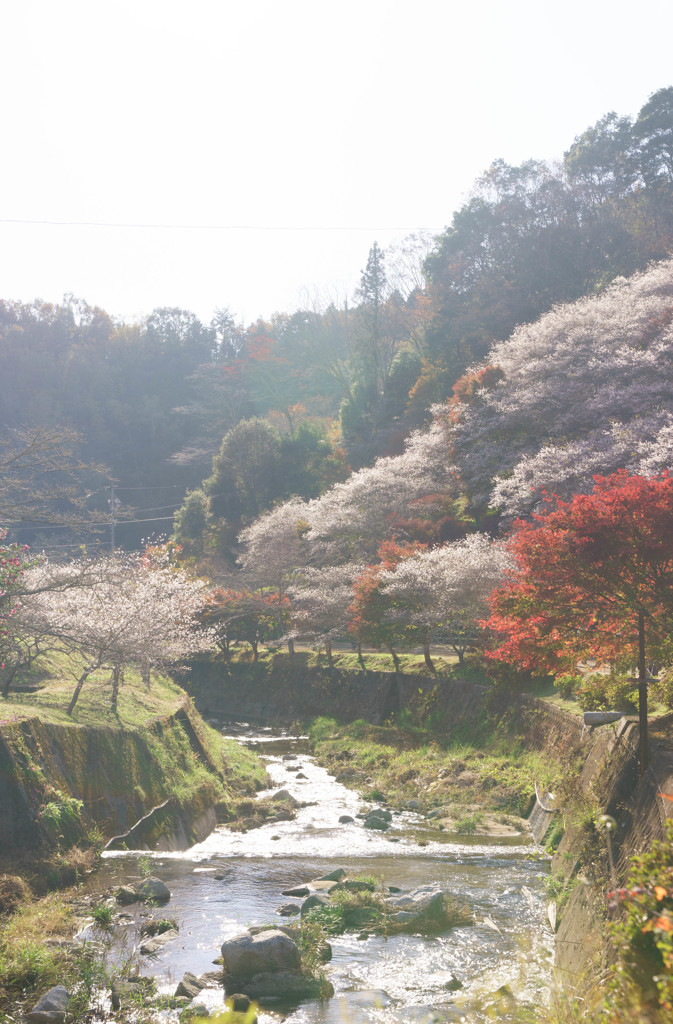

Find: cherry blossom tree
<box><xmin>237</xmin><ymin>497</ymin><xmax>310</xmax><ymax>654</ymax></box>
<box><xmin>349</xmin><ymin>541</ymin><xmax>427</xmax><ymax>672</ymax></box>
<box><xmin>288</xmin><ymin>562</ymin><xmax>364</xmax><ymax>665</ymax></box>
<box><xmin>379</xmin><ymin>533</ymin><xmax>511</xmax><ymax>666</ymax></box>
<box><xmin>304</xmin><ymin>418</ymin><xmax>453</xmax><ymax>557</ymax></box>
<box><xmin>17</xmin><ymin>555</ymin><xmax>216</xmax><ymax>713</ymax></box>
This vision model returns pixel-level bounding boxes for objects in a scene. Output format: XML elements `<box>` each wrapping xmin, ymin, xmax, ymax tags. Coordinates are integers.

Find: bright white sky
<box><xmin>2</xmin><ymin>0</ymin><xmax>673</xmax><ymax>326</ymax></box>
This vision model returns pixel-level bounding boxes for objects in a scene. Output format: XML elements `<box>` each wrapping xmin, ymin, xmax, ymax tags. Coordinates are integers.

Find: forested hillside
<box><xmin>2</xmin><ymin>86</ymin><xmax>673</xmax><ymax>555</ymax></box>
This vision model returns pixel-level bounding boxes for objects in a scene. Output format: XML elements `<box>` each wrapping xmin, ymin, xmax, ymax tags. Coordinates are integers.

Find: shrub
<box><xmin>554</xmin><ymin>674</ymin><xmax>582</xmax><ymax>700</ymax></box>
<box><xmin>576</xmin><ymin>673</ymin><xmax>638</xmax><ymax>713</ymax></box>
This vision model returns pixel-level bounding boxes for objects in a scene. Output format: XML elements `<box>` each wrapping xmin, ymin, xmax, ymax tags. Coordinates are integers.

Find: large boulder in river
<box><xmin>387</xmin><ymin>885</ymin><xmax>445</xmax><ymax>916</ymax></box>
<box><xmin>25</xmin><ymin>986</ymin><xmax>70</xmax><ymax>1024</ymax></box>
<box><xmin>242</xmin><ymin>971</ymin><xmax>332</xmax><ymax>1002</ymax></box>
<box><xmin>220</xmin><ymin>929</ymin><xmax>301</xmax><ymax>978</ymax></box>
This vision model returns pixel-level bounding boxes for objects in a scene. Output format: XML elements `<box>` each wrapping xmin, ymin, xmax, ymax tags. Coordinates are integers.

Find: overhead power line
<box><xmin>0</xmin><ymin>217</ymin><xmax>443</xmax><ymax>233</ymax></box>
<box><xmin>3</xmin><ymin>514</ymin><xmax>177</xmax><ymax>531</ymax></box>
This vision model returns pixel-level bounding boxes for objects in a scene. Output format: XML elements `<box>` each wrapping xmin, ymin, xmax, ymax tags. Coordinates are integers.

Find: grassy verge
<box><xmin>224</xmin><ymin>645</ymin><xmax>463</xmax><ymax>677</ymax></box>
<box><xmin>0</xmin><ymin>648</ymin><xmax>185</xmax><ymax>728</ymax></box>
<box><xmin>308</xmin><ymin>714</ymin><xmax>564</xmax><ymax>818</ymax></box>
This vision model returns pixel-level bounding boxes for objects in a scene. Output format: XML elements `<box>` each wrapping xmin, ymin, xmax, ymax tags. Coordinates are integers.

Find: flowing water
<box><xmin>90</xmin><ymin>724</ymin><xmax>554</xmax><ymax>1023</ymax></box>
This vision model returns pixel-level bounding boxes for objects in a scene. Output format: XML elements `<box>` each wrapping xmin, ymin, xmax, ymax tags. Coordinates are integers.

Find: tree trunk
<box><xmin>638</xmin><ymin>609</ymin><xmax>648</xmax><ymax>776</ymax></box>
<box><xmin>326</xmin><ymin>640</ymin><xmax>333</xmax><ymax>668</ymax></box>
<box><xmin>67</xmin><ymin>665</ymin><xmax>95</xmax><ymax>716</ymax></box>
<box><xmin>288</xmin><ymin>638</ymin><xmax>295</xmax><ymax>657</ymax></box>
<box><xmin>111</xmin><ymin>662</ymin><xmax>122</xmax><ymax>712</ymax></box>
<box><xmin>1</xmin><ymin>663</ymin><xmax>20</xmax><ymax>698</ymax></box>
<box><xmin>423</xmin><ymin>641</ymin><xmax>435</xmax><ymax>672</ymax></box>
<box><xmin>141</xmin><ymin>658</ymin><xmax>151</xmax><ymax>690</ymax></box>
<box><xmin>388</xmin><ymin>646</ymin><xmax>401</xmax><ymax>674</ymax></box>
<box><xmin>251</xmin><ymin>639</ymin><xmax>259</xmax><ymax>664</ymax></box>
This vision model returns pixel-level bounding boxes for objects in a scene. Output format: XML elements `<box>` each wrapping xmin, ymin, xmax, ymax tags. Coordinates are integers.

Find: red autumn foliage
<box><xmin>485</xmin><ymin>472</ymin><xmax>673</xmax><ymax>674</ymax></box>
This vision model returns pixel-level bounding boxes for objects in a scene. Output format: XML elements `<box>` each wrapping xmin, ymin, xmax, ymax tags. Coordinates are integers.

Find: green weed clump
<box><xmin>0</xmin><ymin>893</ymin><xmax>74</xmax><ymax>995</ymax></box>
<box><xmin>91</xmin><ymin>905</ymin><xmax>113</xmax><ymax>929</ymax></box>
<box><xmin>307</xmin><ymin>887</ymin><xmax>387</xmax><ymax>935</ymax></box>
<box><xmin>37</xmin><ymin>791</ymin><xmax>85</xmax><ymax>848</ymax></box>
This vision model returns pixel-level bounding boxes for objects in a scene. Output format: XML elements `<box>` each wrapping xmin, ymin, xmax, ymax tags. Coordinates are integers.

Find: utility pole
<box><xmin>108</xmin><ymin>485</ymin><xmax>119</xmax><ymax>551</ymax></box>
<box><xmin>638</xmin><ymin>608</ymin><xmax>649</xmax><ymax>776</ymax></box>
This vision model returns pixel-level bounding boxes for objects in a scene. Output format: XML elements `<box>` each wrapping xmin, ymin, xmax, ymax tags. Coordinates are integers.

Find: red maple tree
<box><xmin>486</xmin><ymin>472</ymin><xmax>673</xmax><ymax>771</ymax></box>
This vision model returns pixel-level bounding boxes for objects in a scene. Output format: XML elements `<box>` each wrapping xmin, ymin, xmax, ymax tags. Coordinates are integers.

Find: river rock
<box><xmin>220</xmin><ymin>929</ymin><xmax>301</xmax><ymax>978</ymax></box>
<box><xmin>285</xmin><ymin>765</ymin><xmax>301</xmax><ymax>772</ymax></box>
<box><xmin>139</xmin><ymin>928</ymin><xmax>179</xmax><ymax>954</ymax></box>
<box><xmin>296</xmin><ymin>772</ymin><xmax>308</xmax><ymax>779</ymax></box>
<box><xmin>136</xmin><ymin>877</ymin><xmax>170</xmax><ymax>903</ymax></box>
<box><xmin>198</xmin><ymin>971</ymin><xmax>224</xmax><ymax>987</ymax></box>
<box><xmin>281</xmin><ymin>885</ymin><xmax>310</xmax><ymax>897</ymax></box>
<box><xmin>301</xmin><ymin>893</ymin><xmax>331</xmax><ymax>915</ymax></box>
<box><xmin>387</xmin><ymin>884</ymin><xmax>445</xmax><ymax>916</ymax></box>
<box><xmin>239</xmin><ymin>817</ymin><xmax>264</xmax><ymax>830</ymax></box>
<box><xmin>271</xmin><ymin>790</ymin><xmax>300</xmax><ymax>807</ymax></box>
<box><xmin>175</xmin><ymin>973</ymin><xmax>205</xmax><ymax>999</ymax></box>
<box><xmin>180</xmin><ymin>1002</ymin><xmax>209</xmax><ymax>1020</ymax></box>
<box><xmin>338</xmin><ymin>814</ymin><xmax>354</xmax><ymax>824</ymax></box>
<box><xmin>407</xmin><ymin>799</ymin><xmax>422</xmax><ymax>809</ymax></box>
<box><xmin>281</xmin><ymin>754</ymin><xmax>297</xmax><ymax>761</ymax></box>
<box><xmin>277</xmin><ymin>904</ymin><xmax>300</xmax><ymax>916</ymax></box>
<box><xmin>228</xmin><ymin>994</ymin><xmax>253</xmax><ymax>1012</ymax></box>
<box><xmin>25</xmin><ymin>985</ymin><xmax>70</xmax><ymax>1024</ymax></box>
<box><xmin>391</xmin><ymin>911</ymin><xmax>415</xmax><ymax>923</ymax></box>
<box><xmin>363</xmin><ymin>816</ymin><xmax>389</xmax><ymax>831</ymax></box>
<box><xmin>366</xmin><ymin>808</ymin><xmax>392</xmax><ymax>822</ymax></box>
<box><xmin>115</xmin><ymin>885</ymin><xmax>138</xmax><ymax>905</ymax></box>
<box><xmin>316</xmin><ymin>868</ymin><xmax>346</xmax><ymax>881</ymax></box>
<box><xmin>269</xmin><ymin>808</ymin><xmax>294</xmax><ymax>822</ymax></box>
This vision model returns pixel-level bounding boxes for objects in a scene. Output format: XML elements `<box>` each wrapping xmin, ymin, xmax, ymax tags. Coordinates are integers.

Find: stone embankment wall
<box><xmin>0</xmin><ymin>703</ymin><xmax>222</xmax><ymax>856</ymax></box>
<box><xmin>188</xmin><ymin>659</ymin><xmax>586</xmax><ymax>755</ymax></box>
<box><xmin>552</xmin><ymin>716</ymin><xmax>673</xmax><ymax>985</ymax></box>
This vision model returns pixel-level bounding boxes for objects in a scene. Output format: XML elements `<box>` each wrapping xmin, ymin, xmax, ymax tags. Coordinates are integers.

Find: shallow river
<box><xmin>94</xmin><ymin>724</ymin><xmax>554</xmax><ymax>1023</ymax></box>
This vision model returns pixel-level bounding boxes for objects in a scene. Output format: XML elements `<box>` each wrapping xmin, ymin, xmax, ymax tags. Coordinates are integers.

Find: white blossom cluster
<box><xmin>17</xmin><ymin>554</ymin><xmax>216</xmax><ymax>680</ymax></box>
<box><xmin>379</xmin><ymin>533</ymin><xmax>511</xmax><ymax>630</ymax></box>
<box><xmin>288</xmin><ymin>562</ymin><xmax>365</xmax><ymax>646</ymax></box>
<box><xmin>450</xmin><ymin>258</ymin><xmax>673</xmax><ymax>513</ymax></box>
